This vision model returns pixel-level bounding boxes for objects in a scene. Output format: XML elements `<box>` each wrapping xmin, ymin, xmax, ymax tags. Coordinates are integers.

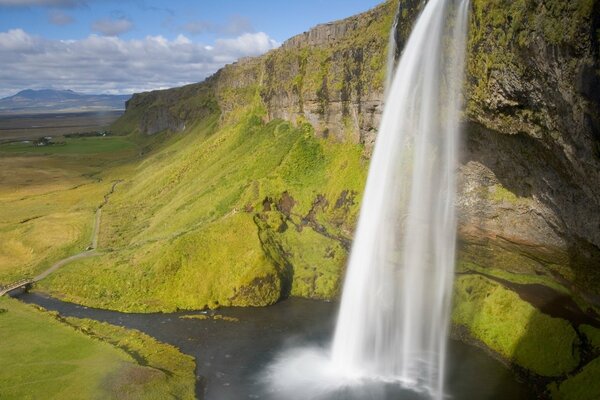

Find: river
<box><xmin>16</xmin><ymin>292</ymin><xmax>534</xmax><ymax>400</ymax></box>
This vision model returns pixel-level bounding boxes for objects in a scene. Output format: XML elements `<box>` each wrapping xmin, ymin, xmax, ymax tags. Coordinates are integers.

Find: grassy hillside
<box><xmin>39</xmin><ymin>102</ymin><xmax>367</xmax><ymax>311</ymax></box>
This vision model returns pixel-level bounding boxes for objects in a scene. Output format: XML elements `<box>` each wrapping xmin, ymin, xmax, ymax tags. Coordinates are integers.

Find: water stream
<box><xmin>17</xmin><ymin>292</ymin><xmax>533</xmax><ymax>400</ymax></box>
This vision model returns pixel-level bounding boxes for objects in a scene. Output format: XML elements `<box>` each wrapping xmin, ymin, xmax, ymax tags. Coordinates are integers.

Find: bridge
<box><xmin>0</xmin><ymin>279</ymin><xmax>33</xmax><ymax>297</ymax></box>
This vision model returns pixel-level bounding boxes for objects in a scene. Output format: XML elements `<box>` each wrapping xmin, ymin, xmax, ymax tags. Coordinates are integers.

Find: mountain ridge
<box><xmin>0</xmin><ymin>89</ymin><xmax>131</xmax><ymax>114</ymax></box>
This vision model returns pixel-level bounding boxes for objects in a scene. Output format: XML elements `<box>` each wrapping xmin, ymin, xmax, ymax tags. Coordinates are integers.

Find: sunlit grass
<box><xmin>0</xmin><ymin>297</ymin><xmax>195</xmax><ymax>400</ymax></box>
<box><xmin>452</xmin><ymin>275</ymin><xmax>580</xmax><ymax>377</ymax></box>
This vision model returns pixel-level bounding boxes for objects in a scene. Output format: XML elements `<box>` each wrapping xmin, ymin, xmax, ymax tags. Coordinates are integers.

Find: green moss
<box><xmin>456</xmin><ymin>261</ymin><xmax>570</xmax><ymax>295</ymax></box>
<box><xmin>581</xmin><ymin>325</ymin><xmax>600</xmax><ymax>351</ymax></box>
<box><xmin>452</xmin><ymin>275</ymin><xmax>580</xmax><ymax>377</ymax></box>
<box><xmin>489</xmin><ymin>184</ymin><xmax>523</xmax><ymax>204</ymax></box>
<box><xmin>549</xmin><ymin>357</ymin><xmax>600</xmax><ymax>400</ymax></box>
<box><xmin>40</xmin><ymin>213</ymin><xmax>281</xmax><ymax>312</ymax></box>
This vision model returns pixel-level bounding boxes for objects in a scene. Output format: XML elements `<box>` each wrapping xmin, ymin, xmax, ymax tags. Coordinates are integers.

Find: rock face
<box><xmin>459</xmin><ymin>0</ymin><xmax>600</xmax><ymax>302</ymax></box>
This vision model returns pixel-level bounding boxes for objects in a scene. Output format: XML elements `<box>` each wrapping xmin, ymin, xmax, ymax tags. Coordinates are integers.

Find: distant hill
<box><xmin>0</xmin><ymin>89</ymin><xmax>131</xmax><ymax>114</ymax></box>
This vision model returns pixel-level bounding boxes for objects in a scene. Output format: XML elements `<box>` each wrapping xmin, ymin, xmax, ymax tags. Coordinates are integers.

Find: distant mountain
<box><xmin>0</xmin><ymin>89</ymin><xmax>131</xmax><ymax>114</ymax></box>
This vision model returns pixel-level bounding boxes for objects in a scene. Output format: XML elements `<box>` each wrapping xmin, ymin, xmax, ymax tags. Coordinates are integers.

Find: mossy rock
<box><xmin>452</xmin><ymin>275</ymin><xmax>580</xmax><ymax>377</ymax></box>
<box><xmin>548</xmin><ymin>357</ymin><xmax>600</xmax><ymax>400</ymax></box>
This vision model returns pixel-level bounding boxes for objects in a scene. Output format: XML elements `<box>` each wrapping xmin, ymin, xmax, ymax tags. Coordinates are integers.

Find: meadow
<box><xmin>0</xmin><ymin>297</ymin><xmax>195</xmax><ymax>400</ymax></box>
<box><xmin>0</xmin><ymin>134</ymin><xmax>138</xmax><ymax>284</ymax></box>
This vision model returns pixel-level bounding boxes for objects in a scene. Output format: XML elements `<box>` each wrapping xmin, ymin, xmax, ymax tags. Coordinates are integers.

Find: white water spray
<box><xmin>264</xmin><ymin>1</ymin><xmax>469</xmax><ymax>398</ymax></box>
<box><xmin>331</xmin><ymin>0</ymin><xmax>470</xmax><ymax>397</ymax></box>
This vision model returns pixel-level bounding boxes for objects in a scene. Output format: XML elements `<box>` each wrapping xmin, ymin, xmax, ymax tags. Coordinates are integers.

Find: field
<box><xmin>0</xmin><ymin>297</ymin><xmax>195</xmax><ymax>400</ymax></box>
<box><xmin>0</xmin><ymin>134</ymin><xmax>138</xmax><ymax>284</ymax></box>
<box><xmin>0</xmin><ymin>111</ymin><xmax>123</xmax><ymax>143</ymax></box>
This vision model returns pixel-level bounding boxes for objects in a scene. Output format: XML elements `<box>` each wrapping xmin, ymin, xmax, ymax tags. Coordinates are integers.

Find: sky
<box><xmin>0</xmin><ymin>0</ymin><xmax>383</xmax><ymax>98</ymax></box>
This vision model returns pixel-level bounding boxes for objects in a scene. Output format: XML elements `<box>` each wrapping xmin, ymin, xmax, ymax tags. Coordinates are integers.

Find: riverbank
<box><xmin>0</xmin><ymin>296</ymin><xmax>195</xmax><ymax>400</ymax></box>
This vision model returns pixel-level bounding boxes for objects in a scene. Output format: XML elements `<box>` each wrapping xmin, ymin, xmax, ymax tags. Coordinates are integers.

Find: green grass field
<box><xmin>0</xmin><ymin>134</ymin><xmax>139</xmax><ymax>284</ymax></box>
<box><xmin>0</xmin><ymin>297</ymin><xmax>195</xmax><ymax>400</ymax></box>
<box><xmin>0</xmin><ymin>136</ymin><xmax>135</xmax><ymax>154</ymax></box>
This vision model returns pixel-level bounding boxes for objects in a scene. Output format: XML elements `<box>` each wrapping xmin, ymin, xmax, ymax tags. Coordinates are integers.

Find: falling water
<box><xmin>331</xmin><ymin>0</ymin><xmax>470</xmax><ymax>398</ymax></box>
<box><xmin>264</xmin><ymin>1</ymin><xmax>469</xmax><ymax>399</ymax></box>
<box><xmin>384</xmin><ymin>2</ymin><xmax>400</xmax><ymax>95</ymax></box>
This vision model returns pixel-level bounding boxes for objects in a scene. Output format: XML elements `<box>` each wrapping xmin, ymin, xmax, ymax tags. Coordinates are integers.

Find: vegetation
<box><xmin>0</xmin><ymin>137</ymin><xmax>137</xmax><ymax>285</ymax></box>
<box><xmin>0</xmin><ymin>111</ymin><xmax>122</xmax><ymax>141</ymax></box>
<box><xmin>452</xmin><ymin>275</ymin><xmax>580</xmax><ymax>377</ymax></box>
<box><xmin>0</xmin><ymin>297</ymin><xmax>195</xmax><ymax>400</ymax></box>
<box><xmin>548</xmin><ymin>358</ymin><xmax>600</xmax><ymax>400</ymax></box>
<box><xmin>581</xmin><ymin>325</ymin><xmax>600</xmax><ymax>351</ymax></box>
<box><xmin>0</xmin><ymin>136</ymin><xmax>134</xmax><ymax>154</ymax></box>
<box><xmin>64</xmin><ymin>317</ymin><xmax>196</xmax><ymax>399</ymax></box>
<box><xmin>37</xmin><ymin>107</ymin><xmax>367</xmax><ymax>312</ymax></box>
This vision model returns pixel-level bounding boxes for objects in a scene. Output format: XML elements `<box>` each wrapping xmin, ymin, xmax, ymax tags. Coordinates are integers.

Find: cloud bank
<box><xmin>0</xmin><ymin>29</ymin><xmax>279</xmax><ymax>98</ymax></box>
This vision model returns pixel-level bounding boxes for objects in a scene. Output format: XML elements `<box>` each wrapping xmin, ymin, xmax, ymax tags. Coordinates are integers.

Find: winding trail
<box><xmin>0</xmin><ymin>180</ymin><xmax>121</xmax><ymax>296</ymax></box>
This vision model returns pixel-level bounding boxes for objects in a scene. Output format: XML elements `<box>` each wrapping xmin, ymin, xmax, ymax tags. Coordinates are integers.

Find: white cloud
<box><xmin>216</xmin><ymin>32</ymin><xmax>278</xmax><ymax>55</ymax></box>
<box><xmin>0</xmin><ymin>29</ymin><xmax>280</xmax><ymax>97</ymax></box>
<box><xmin>48</xmin><ymin>10</ymin><xmax>74</xmax><ymax>25</ymax></box>
<box><xmin>92</xmin><ymin>17</ymin><xmax>134</xmax><ymax>36</ymax></box>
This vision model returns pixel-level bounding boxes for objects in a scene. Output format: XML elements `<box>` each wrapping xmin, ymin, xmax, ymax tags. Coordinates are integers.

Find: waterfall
<box><xmin>264</xmin><ymin>1</ymin><xmax>469</xmax><ymax>398</ymax></box>
<box><xmin>384</xmin><ymin>2</ymin><xmax>400</xmax><ymax>95</ymax></box>
<box><xmin>331</xmin><ymin>0</ymin><xmax>470</xmax><ymax>398</ymax></box>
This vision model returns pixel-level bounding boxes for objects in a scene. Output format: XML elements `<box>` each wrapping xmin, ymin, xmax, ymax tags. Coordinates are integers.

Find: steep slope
<box><xmin>41</xmin><ymin>0</ymin><xmax>600</xmax><ymax>397</ymax></box>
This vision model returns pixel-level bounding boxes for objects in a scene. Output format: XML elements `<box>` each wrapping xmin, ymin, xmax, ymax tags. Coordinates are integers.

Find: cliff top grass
<box><xmin>0</xmin><ymin>297</ymin><xmax>195</xmax><ymax>400</ymax></box>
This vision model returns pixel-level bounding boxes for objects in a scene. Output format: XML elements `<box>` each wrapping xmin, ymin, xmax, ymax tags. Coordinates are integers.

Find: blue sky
<box><xmin>0</xmin><ymin>0</ymin><xmax>383</xmax><ymax>97</ymax></box>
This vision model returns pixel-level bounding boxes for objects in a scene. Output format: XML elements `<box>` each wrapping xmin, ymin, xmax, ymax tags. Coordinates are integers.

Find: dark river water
<box><xmin>16</xmin><ymin>292</ymin><xmax>534</xmax><ymax>400</ymax></box>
